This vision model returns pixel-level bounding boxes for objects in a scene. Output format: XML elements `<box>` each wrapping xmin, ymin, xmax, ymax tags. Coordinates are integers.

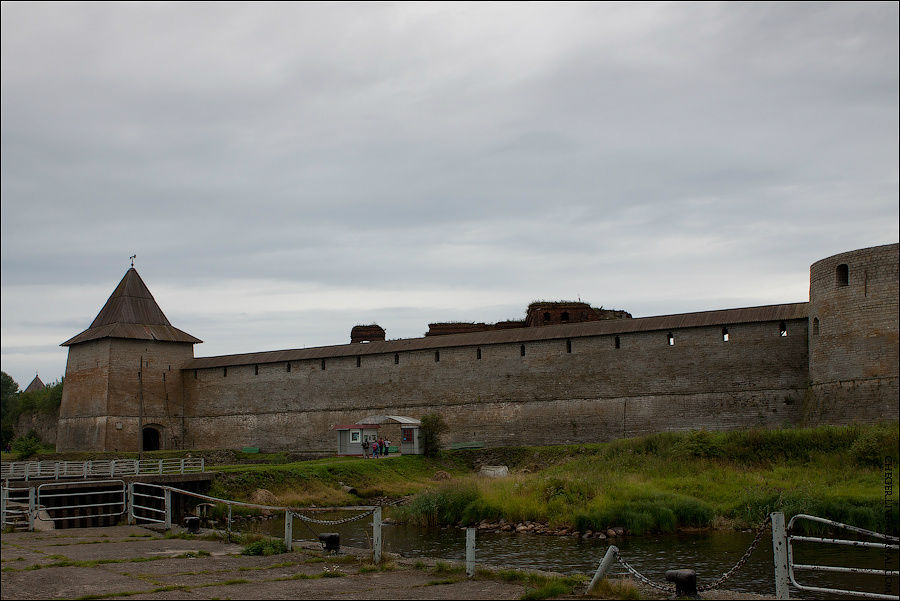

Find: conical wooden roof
<box><xmin>24</xmin><ymin>375</ymin><xmax>45</xmax><ymax>393</ymax></box>
<box><xmin>62</xmin><ymin>268</ymin><xmax>201</xmax><ymax>346</ymax></box>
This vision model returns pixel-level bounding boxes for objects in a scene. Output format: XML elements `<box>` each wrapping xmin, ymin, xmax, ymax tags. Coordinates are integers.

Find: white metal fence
<box><xmin>772</xmin><ymin>512</ymin><xmax>899</xmax><ymax>600</ymax></box>
<box><xmin>0</xmin><ymin>458</ymin><xmax>205</xmax><ymax>481</ymax></box>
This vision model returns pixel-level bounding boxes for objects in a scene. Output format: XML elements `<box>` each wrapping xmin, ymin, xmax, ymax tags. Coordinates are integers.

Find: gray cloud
<box><xmin>2</xmin><ymin>2</ymin><xmax>897</xmax><ymax>387</ymax></box>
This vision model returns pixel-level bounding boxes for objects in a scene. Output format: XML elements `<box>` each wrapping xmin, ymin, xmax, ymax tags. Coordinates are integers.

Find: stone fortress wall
<box><xmin>180</xmin><ymin>314</ymin><xmax>810</xmax><ymax>452</ymax></box>
<box><xmin>56</xmin><ymin>243</ymin><xmax>899</xmax><ymax>452</ymax></box>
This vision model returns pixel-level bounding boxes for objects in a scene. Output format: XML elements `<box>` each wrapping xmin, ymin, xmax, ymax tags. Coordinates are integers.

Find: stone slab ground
<box><xmin>1</xmin><ymin>526</ymin><xmax>534</xmax><ymax>600</ymax></box>
<box><xmin>1</xmin><ymin>526</ymin><xmax>774</xmax><ymax>600</ymax></box>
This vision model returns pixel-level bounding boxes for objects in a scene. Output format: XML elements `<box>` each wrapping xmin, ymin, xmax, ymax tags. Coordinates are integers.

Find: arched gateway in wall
<box><xmin>57</xmin><ymin>244</ymin><xmax>899</xmax><ymax>453</ymax></box>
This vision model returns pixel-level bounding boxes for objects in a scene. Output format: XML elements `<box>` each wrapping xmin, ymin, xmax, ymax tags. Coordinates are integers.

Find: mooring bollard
<box><xmin>466</xmin><ymin>527</ymin><xmax>476</xmax><ymax>577</ymax></box>
<box><xmin>665</xmin><ymin>569</ymin><xmax>698</xmax><ymax>598</ymax></box>
<box><xmin>319</xmin><ymin>533</ymin><xmax>340</xmax><ymax>552</ymax></box>
<box><xmin>183</xmin><ymin>516</ymin><xmax>200</xmax><ymax>534</ymax></box>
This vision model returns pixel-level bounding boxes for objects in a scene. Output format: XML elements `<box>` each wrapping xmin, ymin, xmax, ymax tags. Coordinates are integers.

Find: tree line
<box><xmin>1</xmin><ymin>371</ymin><xmax>63</xmax><ymax>450</ymax></box>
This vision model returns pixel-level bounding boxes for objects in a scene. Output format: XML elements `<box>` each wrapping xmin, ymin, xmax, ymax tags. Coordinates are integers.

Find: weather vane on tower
<box><xmin>130</xmin><ymin>254</ymin><xmax>136</xmax><ymax>268</ymax></box>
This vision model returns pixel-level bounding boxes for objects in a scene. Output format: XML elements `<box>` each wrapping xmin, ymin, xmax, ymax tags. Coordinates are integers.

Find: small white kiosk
<box><xmin>332</xmin><ymin>415</ymin><xmax>422</xmax><ymax>456</ymax></box>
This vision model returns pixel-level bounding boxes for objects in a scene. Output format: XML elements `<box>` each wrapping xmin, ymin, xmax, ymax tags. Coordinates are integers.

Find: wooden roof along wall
<box><xmin>184</xmin><ymin>302</ymin><xmax>808</xmax><ymax>370</ymax></box>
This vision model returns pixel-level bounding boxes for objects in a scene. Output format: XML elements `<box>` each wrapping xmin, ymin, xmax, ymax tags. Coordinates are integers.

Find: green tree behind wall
<box><xmin>0</xmin><ymin>371</ymin><xmax>63</xmax><ymax>449</ymax></box>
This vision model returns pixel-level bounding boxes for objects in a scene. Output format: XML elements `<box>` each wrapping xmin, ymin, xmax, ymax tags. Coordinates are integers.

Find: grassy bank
<box><xmin>208</xmin><ymin>453</ymin><xmax>470</xmax><ymax>506</ymax></box>
<box><xmin>395</xmin><ymin>423</ymin><xmax>899</xmax><ymax>535</ymax></box>
<box><xmin>8</xmin><ymin>423</ymin><xmax>894</xmax><ymax>537</ymax></box>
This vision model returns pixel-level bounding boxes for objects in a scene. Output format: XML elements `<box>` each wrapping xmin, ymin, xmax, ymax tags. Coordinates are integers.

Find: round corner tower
<box><xmin>807</xmin><ymin>242</ymin><xmax>899</xmax><ymax>423</ymax></box>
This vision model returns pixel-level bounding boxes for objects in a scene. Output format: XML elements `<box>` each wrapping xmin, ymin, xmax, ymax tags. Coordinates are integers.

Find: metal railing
<box><xmin>36</xmin><ymin>480</ymin><xmax>127</xmax><ymax>522</ymax></box>
<box><xmin>773</xmin><ymin>512</ymin><xmax>899</xmax><ymax>600</ymax></box>
<box><xmin>126</xmin><ymin>483</ymin><xmax>384</xmax><ymax>561</ymax></box>
<box><xmin>0</xmin><ymin>458</ymin><xmax>205</xmax><ymax>481</ymax></box>
<box><xmin>129</xmin><ymin>482</ymin><xmax>169</xmax><ymax>525</ymax></box>
<box><xmin>0</xmin><ymin>484</ymin><xmax>33</xmax><ymax>530</ymax></box>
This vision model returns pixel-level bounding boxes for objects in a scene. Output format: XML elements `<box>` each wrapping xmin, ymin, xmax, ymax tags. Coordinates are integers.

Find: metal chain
<box><xmin>608</xmin><ymin>515</ymin><xmax>772</xmax><ymax>594</ymax></box>
<box><xmin>290</xmin><ymin>508</ymin><xmax>376</xmax><ymax>526</ymax></box>
<box><xmin>615</xmin><ymin>553</ymin><xmax>675</xmax><ymax>592</ymax></box>
<box><xmin>697</xmin><ymin>514</ymin><xmax>772</xmax><ymax>592</ymax></box>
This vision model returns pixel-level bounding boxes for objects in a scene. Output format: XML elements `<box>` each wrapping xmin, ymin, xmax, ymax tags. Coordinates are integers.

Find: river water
<box><xmin>248</xmin><ymin>512</ymin><xmax>898</xmax><ymax>599</ymax></box>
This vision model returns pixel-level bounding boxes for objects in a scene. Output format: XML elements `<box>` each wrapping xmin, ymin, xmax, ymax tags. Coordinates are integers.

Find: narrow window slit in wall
<box><xmin>520</xmin><ymin>345</ymin><xmax>526</xmax><ymax>357</ymax></box>
<box><xmin>566</xmin><ymin>339</ymin><xmax>572</xmax><ymax>353</ymax></box>
<box><xmin>813</xmin><ymin>318</ymin><xmax>819</xmax><ymax>336</ymax></box>
<box><xmin>614</xmin><ymin>336</ymin><xmax>620</xmax><ymax>349</ymax></box>
<box><xmin>223</xmin><ymin>367</ymin><xmax>227</xmax><ymax>377</ymax></box>
<box><xmin>722</xmin><ymin>328</ymin><xmax>729</xmax><ymax>342</ymax></box>
<box><xmin>667</xmin><ymin>332</ymin><xmax>675</xmax><ymax>346</ymax></box>
<box><xmin>836</xmin><ymin>264</ymin><xmax>849</xmax><ymax>287</ymax></box>
<box><xmin>321</xmin><ymin>359</ymin><xmax>326</xmax><ymax>370</ymax></box>
<box><xmin>162</xmin><ymin>373</ymin><xmax>166</xmax><ymax>382</ymax></box>
<box><xmin>356</xmin><ymin>356</ymin><xmax>361</xmax><ymax>368</ymax></box>
<box><xmin>254</xmin><ymin>365</ymin><xmax>259</xmax><ymax>376</ymax></box>
<box><xmin>476</xmin><ymin>348</ymin><xmax>482</xmax><ymax>360</ymax></box>
<box><xmin>286</xmin><ymin>362</ymin><xmax>291</xmax><ymax>372</ymax></box>
<box><xmin>435</xmin><ymin>351</ymin><xmax>440</xmax><ymax>362</ymax></box>
<box><xmin>194</xmin><ymin>370</ymin><xmax>198</xmax><ymax>379</ymax></box>
<box><xmin>779</xmin><ymin>322</ymin><xmax>787</xmax><ymax>337</ymax></box>
<box><xmin>394</xmin><ymin>353</ymin><xmax>399</xmax><ymax>365</ymax></box>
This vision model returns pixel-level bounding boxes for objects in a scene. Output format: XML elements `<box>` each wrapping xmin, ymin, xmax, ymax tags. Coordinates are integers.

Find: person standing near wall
<box><xmin>362</xmin><ymin>438</ymin><xmax>370</xmax><ymax>459</ymax></box>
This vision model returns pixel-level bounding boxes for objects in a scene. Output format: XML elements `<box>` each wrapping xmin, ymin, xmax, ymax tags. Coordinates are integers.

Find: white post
<box><xmin>466</xmin><ymin>527</ymin><xmax>476</xmax><ymax>577</ymax></box>
<box><xmin>164</xmin><ymin>488</ymin><xmax>172</xmax><ymax>530</ymax></box>
<box><xmin>772</xmin><ymin>512</ymin><xmax>790</xmax><ymax>600</ymax></box>
<box><xmin>27</xmin><ymin>487</ymin><xmax>35</xmax><ymax>532</ymax></box>
<box><xmin>587</xmin><ymin>545</ymin><xmax>619</xmax><ymax>593</ymax></box>
<box><xmin>1</xmin><ymin>484</ymin><xmax>7</xmax><ymax>528</ymax></box>
<box><xmin>284</xmin><ymin>510</ymin><xmax>293</xmax><ymax>551</ymax></box>
<box><xmin>127</xmin><ymin>483</ymin><xmax>135</xmax><ymax>525</ymax></box>
<box><xmin>373</xmin><ymin>507</ymin><xmax>382</xmax><ymax>564</ymax></box>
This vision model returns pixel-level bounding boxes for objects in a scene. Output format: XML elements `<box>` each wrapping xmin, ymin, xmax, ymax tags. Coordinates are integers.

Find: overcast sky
<box><xmin>2</xmin><ymin>2</ymin><xmax>898</xmax><ymax>388</ymax></box>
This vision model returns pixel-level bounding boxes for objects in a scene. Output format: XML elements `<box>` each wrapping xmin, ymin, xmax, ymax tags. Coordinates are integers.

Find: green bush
<box><xmin>850</xmin><ymin>426</ymin><xmax>898</xmax><ymax>467</ymax></box>
<box><xmin>241</xmin><ymin>538</ymin><xmax>288</xmax><ymax>556</ymax></box>
<box><xmin>573</xmin><ymin>493</ymin><xmax>714</xmax><ymax>535</ymax></box>
<box><xmin>396</xmin><ymin>483</ymin><xmax>479</xmax><ymax>527</ymax></box>
<box><xmin>11</xmin><ymin>432</ymin><xmax>44</xmax><ymax>460</ymax></box>
<box><xmin>419</xmin><ymin>413</ymin><xmax>447</xmax><ymax>458</ymax></box>
<box><xmin>675</xmin><ymin>430</ymin><xmax>722</xmax><ymax>459</ymax></box>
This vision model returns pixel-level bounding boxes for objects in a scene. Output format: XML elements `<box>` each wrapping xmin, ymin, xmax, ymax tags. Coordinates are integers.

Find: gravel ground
<box><xmin>1</xmin><ymin>526</ymin><xmax>773</xmax><ymax>600</ymax></box>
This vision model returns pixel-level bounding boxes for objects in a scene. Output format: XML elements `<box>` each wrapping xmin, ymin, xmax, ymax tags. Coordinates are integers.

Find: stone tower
<box><xmin>57</xmin><ymin>268</ymin><xmax>201</xmax><ymax>452</ymax></box>
<box><xmin>807</xmin><ymin>243</ymin><xmax>899</xmax><ymax>423</ymax></box>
